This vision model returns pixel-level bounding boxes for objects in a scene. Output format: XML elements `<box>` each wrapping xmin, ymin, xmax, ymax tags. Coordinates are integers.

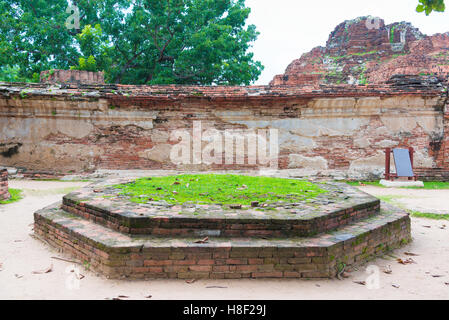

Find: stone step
<box><xmin>62</xmin><ymin>181</ymin><xmax>380</xmax><ymax>238</ymax></box>
<box><xmin>34</xmin><ymin>202</ymin><xmax>411</xmax><ymax>279</ymax></box>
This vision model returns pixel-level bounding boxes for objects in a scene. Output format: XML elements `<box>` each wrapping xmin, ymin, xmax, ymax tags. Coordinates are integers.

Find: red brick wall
<box><xmin>40</xmin><ymin>70</ymin><xmax>105</xmax><ymax>85</ymax></box>
<box><xmin>1</xmin><ymin>84</ymin><xmax>449</xmax><ymax>180</ymax></box>
<box><xmin>0</xmin><ymin>169</ymin><xmax>9</xmax><ymax>201</ymax></box>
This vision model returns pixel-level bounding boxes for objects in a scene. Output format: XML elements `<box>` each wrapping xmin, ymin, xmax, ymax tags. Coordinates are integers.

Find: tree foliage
<box><xmin>0</xmin><ymin>0</ymin><xmax>263</xmax><ymax>85</ymax></box>
<box><xmin>416</xmin><ymin>0</ymin><xmax>446</xmax><ymax>15</ymax></box>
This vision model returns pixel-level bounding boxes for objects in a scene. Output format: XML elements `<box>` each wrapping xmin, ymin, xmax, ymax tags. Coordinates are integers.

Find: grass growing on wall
<box><xmin>113</xmin><ymin>174</ymin><xmax>327</xmax><ymax>205</ymax></box>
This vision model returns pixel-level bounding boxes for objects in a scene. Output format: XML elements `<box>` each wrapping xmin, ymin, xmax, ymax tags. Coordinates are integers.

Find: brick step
<box><xmin>62</xmin><ymin>181</ymin><xmax>380</xmax><ymax>238</ymax></box>
<box><xmin>34</xmin><ymin>202</ymin><xmax>410</xmax><ymax>279</ymax></box>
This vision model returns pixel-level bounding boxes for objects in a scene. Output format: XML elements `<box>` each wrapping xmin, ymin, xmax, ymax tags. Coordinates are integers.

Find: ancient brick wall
<box><xmin>0</xmin><ymin>83</ymin><xmax>448</xmax><ymax>180</ymax></box>
<box><xmin>0</xmin><ymin>169</ymin><xmax>10</xmax><ymax>201</ymax></box>
<box><xmin>40</xmin><ymin>70</ymin><xmax>105</xmax><ymax>85</ymax></box>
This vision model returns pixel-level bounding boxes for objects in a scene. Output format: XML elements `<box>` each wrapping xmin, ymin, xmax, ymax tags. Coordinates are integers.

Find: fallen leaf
<box><xmin>353</xmin><ymin>280</ymin><xmax>366</xmax><ymax>285</ymax></box>
<box><xmin>431</xmin><ymin>275</ymin><xmax>445</xmax><ymax>278</ymax></box>
<box><xmin>194</xmin><ymin>237</ymin><xmax>209</xmax><ymax>244</ymax></box>
<box><xmin>404</xmin><ymin>252</ymin><xmax>419</xmax><ymax>256</ymax></box>
<box><xmin>397</xmin><ymin>258</ymin><xmax>415</xmax><ymax>265</ymax></box>
<box><xmin>444</xmin><ymin>282</ymin><xmax>449</xmax><ymax>286</ymax></box>
<box><xmin>392</xmin><ymin>284</ymin><xmax>400</xmax><ymax>288</ymax></box>
<box><xmin>186</xmin><ymin>279</ymin><xmax>196</xmax><ymax>284</ymax></box>
<box><xmin>145</xmin><ymin>295</ymin><xmax>152</xmax><ymax>299</ymax></box>
<box><xmin>32</xmin><ymin>264</ymin><xmax>53</xmax><ymax>274</ymax></box>
<box><xmin>173</xmin><ymin>182</ymin><xmax>180</xmax><ymax>185</ymax></box>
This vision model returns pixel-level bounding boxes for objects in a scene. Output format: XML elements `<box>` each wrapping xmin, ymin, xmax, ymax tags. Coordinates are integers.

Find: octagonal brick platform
<box><xmin>34</xmin><ymin>178</ymin><xmax>411</xmax><ymax>279</ymax></box>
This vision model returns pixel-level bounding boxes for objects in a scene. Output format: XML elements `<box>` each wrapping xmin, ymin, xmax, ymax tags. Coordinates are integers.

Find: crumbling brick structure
<box><xmin>1</xmin><ymin>78</ymin><xmax>449</xmax><ymax>180</ymax></box>
<box><xmin>40</xmin><ymin>70</ymin><xmax>105</xmax><ymax>85</ymax></box>
<box><xmin>0</xmin><ymin>169</ymin><xmax>10</xmax><ymax>201</ymax></box>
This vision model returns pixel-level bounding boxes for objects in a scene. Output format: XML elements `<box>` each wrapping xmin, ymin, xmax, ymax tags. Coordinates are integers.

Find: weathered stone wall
<box><xmin>0</xmin><ymin>83</ymin><xmax>448</xmax><ymax>180</ymax></box>
<box><xmin>0</xmin><ymin>169</ymin><xmax>10</xmax><ymax>201</ymax></box>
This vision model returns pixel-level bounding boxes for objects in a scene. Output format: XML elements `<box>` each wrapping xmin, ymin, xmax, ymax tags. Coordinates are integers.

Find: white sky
<box><xmin>246</xmin><ymin>0</ymin><xmax>449</xmax><ymax>85</ymax></box>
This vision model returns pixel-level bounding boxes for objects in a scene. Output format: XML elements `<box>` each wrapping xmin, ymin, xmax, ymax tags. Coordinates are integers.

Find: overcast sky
<box><xmin>245</xmin><ymin>0</ymin><xmax>449</xmax><ymax>85</ymax></box>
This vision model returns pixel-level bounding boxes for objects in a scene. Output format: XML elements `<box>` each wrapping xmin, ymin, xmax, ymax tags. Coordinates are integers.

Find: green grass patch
<box><xmin>409</xmin><ymin>211</ymin><xmax>449</xmax><ymax>220</ymax></box>
<box><xmin>113</xmin><ymin>174</ymin><xmax>327</xmax><ymax>205</ymax></box>
<box><xmin>0</xmin><ymin>188</ymin><xmax>23</xmax><ymax>204</ymax></box>
<box><xmin>373</xmin><ymin>195</ymin><xmax>449</xmax><ymax>221</ymax></box>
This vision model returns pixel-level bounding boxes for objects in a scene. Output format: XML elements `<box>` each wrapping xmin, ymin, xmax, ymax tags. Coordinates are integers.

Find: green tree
<box><xmin>416</xmin><ymin>0</ymin><xmax>446</xmax><ymax>15</ymax></box>
<box><xmin>0</xmin><ymin>0</ymin><xmax>78</xmax><ymax>82</ymax></box>
<box><xmin>70</xmin><ymin>24</ymin><xmax>111</xmax><ymax>72</ymax></box>
<box><xmin>0</xmin><ymin>0</ymin><xmax>262</xmax><ymax>85</ymax></box>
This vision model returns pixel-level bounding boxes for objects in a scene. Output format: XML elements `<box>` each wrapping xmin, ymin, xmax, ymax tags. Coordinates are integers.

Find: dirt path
<box><xmin>358</xmin><ymin>186</ymin><xmax>449</xmax><ymax>214</ymax></box>
<box><xmin>0</xmin><ymin>181</ymin><xmax>448</xmax><ymax>300</ymax></box>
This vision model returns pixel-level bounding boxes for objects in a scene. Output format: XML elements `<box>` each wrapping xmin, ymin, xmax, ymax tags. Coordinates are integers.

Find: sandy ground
<box><xmin>358</xmin><ymin>186</ymin><xmax>449</xmax><ymax>214</ymax></box>
<box><xmin>0</xmin><ymin>181</ymin><xmax>448</xmax><ymax>300</ymax></box>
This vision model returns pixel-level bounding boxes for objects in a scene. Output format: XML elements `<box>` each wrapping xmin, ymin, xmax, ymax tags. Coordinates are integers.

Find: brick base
<box><xmin>34</xmin><ymin>201</ymin><xmax>411</xmax><ymax>279</ymax></box>
<box><xmin>0</xmin><ymin>169</ymin><xmax>10</xmax><ymax>201</ymax></box>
